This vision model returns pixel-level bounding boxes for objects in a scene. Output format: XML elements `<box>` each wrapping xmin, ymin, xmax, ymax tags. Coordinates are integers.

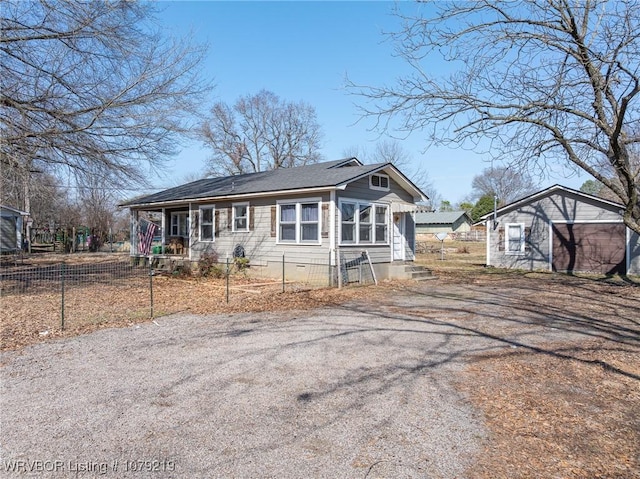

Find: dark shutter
<box><xmin>192</xmin><ymin>211</ymin><xmax>199</xmax><ymax>236</ymax></box>
<box><xmin>226</xmin><ymin>207</ymin><xmax>232</xmax><ymax>230</ymax></box>
<box><xmin>215</xmin><ymin>209</ymin><xmax>220</xmax><ymax>237</ymax></box>
<box><xmin>249</xmin><ymin>206</ymin><xmax>255</xmax><ymax>231</ymax></box>
<box><xmin>321</xmin><ymin>203</ymin><xmax>329</xmax><ymax>238</ymax></box>
<box><xmin>270</xmin><ymin>206</ymin><xmax>277</xmax><ymax>237</ymax></box>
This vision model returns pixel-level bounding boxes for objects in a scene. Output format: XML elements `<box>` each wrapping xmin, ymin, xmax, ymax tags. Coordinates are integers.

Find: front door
<box><xmin>392</xmin><ymin>213</ymin><xmax>405</xmax><ymax>261</ymax></box>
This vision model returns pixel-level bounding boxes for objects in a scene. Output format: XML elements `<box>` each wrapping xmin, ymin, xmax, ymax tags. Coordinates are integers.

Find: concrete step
<box><xmin>388</xmin><ymin>262</ymin><xmax>436</xmax><ymax>280</ymax></box>
<box><xmin>411</xmin><ymin>270</ymin><xmax>436</xmax><ymax>280</ymax></box>
<box><xmin>402</xmin><ymin>264</ymin><xmax>436</xmax><ymax>281</ymax></box>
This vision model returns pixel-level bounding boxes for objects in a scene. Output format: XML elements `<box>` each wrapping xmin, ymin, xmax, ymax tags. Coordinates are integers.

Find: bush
<box><xmin>198</xmin><ymin>252</ymin><xmax>226</xmax><ymax>278</ymax></box>
<box><xmin>171</xmin><ymin>262</ymin><xmax>192</xmax><ymax>278</ymax></box>
<box><xmin>234</xmin><ymin>257</ymin><xmax>250</xmax><ymax>271</ymax></box>
<box><xmin>457</xmin><ymin>246</ymin><xmax>470</xmax><ymax>254</ymax></box>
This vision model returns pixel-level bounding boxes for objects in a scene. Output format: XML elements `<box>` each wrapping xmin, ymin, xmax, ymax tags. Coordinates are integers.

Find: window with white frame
<box><xmin>341</xmin><ymin>202</ymin><xmax>356</xmax><ymax>243</ymax></box>
<box><xmin>277</xmin><ymin>200</ymin><xmax>321</xmax><ymax>243</ymax></box>
<box><xmin>370</xmin><ymin>173</ymin><xmax>390</xmax><ymax>191</ymax></box>
<box><xmin>300</xmin><ymin>202</ymin><xmax>319</xmax><ymax>241</ymax></box>
<box><xmin>232</xmin><ymin>203</ymin><xmax>249</xmax><ymax>232</ymax></box>
<box><xmin>374</xmin><ymin>205</ymin><xmax>388</xmax><ymax>243</ymax></box>
<box><xmin>170</xmin><ymin>212</ymin><xmax>188</xmax><ymax>237</ymax></box>
<box><xmin>199</xmin><ymin>206</ymin><xmax>215</xmax><ymax>242</ymax></box>
<box><xmin>506</xmin><ymin>223</ymin><xmax>524</xmax><ymax>254</ymax></box>
<box><xmin>359</xmin><ymin>204</ymin><xmax>372</xmax><ymax>242</ymax></box>
<box><xmin>340</xmin><ymin>200</ymin><xmax>388</xmax><ymax>245</ymax></box>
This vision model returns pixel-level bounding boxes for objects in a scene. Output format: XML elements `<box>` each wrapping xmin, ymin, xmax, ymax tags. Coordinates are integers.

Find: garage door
<box><xmin>552</xmin><ymin>223</ymin><xmax>626</xmax><ymax>274</ymax></box>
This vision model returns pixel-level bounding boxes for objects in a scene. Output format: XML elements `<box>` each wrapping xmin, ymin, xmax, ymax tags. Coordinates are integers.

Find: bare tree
<box><xmin>1</xmin><ymin>0</ymin><xmax>210</xmax><ymax>198</ymax></box>
<box><xmin>471</xmin><ymin>166</ymin><xmax>540</xmax><ymax>205</ymax></box>
<box><xmin>78</xmin><ymin>179</ymin><xmax>119</xmax><ymax>242</ymax></box>
<box><xmin>0</xmin><ymin>157</ymin><xmax>78</xmax><ymax>227</ymax></box>
<box><xmin>348</xmin><ymin>0</ymin><xmax>640</xmax><ymax>233</ymax></box>
<box><xmin>199</xmin><ymin>90</ymin><xmax>324</xmax><ymax>176</ymax></box>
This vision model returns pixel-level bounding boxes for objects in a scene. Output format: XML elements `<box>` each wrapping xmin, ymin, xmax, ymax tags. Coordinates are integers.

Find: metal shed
<box><xmin>1</xmin><ymin>205</ymin><xmax>28</xmax><ymax>253</ymax></box>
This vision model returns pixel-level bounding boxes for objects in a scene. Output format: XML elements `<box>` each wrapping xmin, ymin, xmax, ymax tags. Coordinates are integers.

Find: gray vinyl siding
<box><xmin>488</xmin><ymin>190</ymin><xmax>635</xmax><ymax>272</ymax></box>
<box><xmin>136</xmin><ymin>171</ymin><xmax>421</xmax><ymax>270</ymax></box>
<box><xmin>405</xmin><ymin>213</ymin><xmax>415</xmax><ymax>261</ymax></box>
<box><xmin>340</xmin><ymin>176</ymin><xmax>414</xmax><ymax>204</ymax></box>
<box><xmin>1</xmin><ymin>215</ymin><xmax>18</xmax><ymax>251</ymax></box>
<box><xmin>188</xmin><ymin>192</ymin><xmax>332</xmax><ymax>266</ymax></box>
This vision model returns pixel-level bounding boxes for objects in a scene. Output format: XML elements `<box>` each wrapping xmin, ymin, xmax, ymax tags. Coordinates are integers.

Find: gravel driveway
<box><xmin>0</xmin><ymin>280</ymin><xmax>616</xmax><ymax>478</ymax></box>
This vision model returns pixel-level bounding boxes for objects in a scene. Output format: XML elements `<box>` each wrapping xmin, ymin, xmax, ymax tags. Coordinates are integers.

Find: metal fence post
<box><xmin>226</xmin><ymin>257</ymin><xmax>230</xmax><ymax>303</ymax></box>
<box><xmin>149</xmin><ymin>260</ymin><xmax>154</xmax><ymax>318</ymax></box>
<box><xmin>60</xmin><ymin>263</ymin><xmax>65</xmax><ymax>330</ymax></box>
<box><xmin>336</xmin><ymin>247</ymin><xmax>342</xmax><ymax>289</ymax></box>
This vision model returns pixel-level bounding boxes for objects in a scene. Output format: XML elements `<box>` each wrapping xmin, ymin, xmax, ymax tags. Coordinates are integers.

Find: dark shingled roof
<box><xmin>122</xmin><ymin>159</ymin><xmax>397</xmax><ymax>207</ymax></box>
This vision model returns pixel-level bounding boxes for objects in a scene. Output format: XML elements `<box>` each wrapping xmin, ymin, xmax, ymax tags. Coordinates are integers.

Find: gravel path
<box><xmin>1</xmin><ymin>281</ymin><xmax>604</xmax><ymax>478</ymax></box>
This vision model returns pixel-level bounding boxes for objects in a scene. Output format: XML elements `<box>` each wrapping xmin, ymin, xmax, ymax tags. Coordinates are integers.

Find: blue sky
<box><xmin>156</xmin><ymin>1</ymin><xmax>586</xmax><ymax>205</ymax></box>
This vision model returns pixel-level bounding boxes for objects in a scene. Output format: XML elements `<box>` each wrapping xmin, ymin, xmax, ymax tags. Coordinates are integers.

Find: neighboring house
<box><xmin>0</xmin><ymin>205</ymin><xmax>28</xmax><ymax>253</ymax></box>
<box><xmin>480</xmin><ymin>185</ymin><xmax>640</xmax><ymax>275</ymax></box>
<box><xmin>121</xmin><ymin>158</ymin><xmax>428</xmax><ymax>280</ymax></box>
<box><xmin>415</xmin><ymin>211</ymin><xmax>473</xmax><ymax>238</ymax></box>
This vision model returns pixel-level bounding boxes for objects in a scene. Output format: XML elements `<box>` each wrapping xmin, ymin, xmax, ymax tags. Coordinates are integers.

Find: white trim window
<box><xmin>170</xmin><ymin>212</ymin><xmax>188</xmax><ymax>237</ymax></box>
<box><xmin>374</xmin><ymin>205</ymin><xmax>389</xmax><ymax>244</ymax></box>
<box><xmin>506</xmin><ymin>223</ymin><xmax>525</xmax><ymax>254</ymax></box>
<box><xmin>199</xmin><ymin>205</ymin><xmax>215</xmax><ymax>242</ymax></box>
<box><xmin>340</xmin><ymin>200</ymin><xmax>388</xmax><ymax>245</ymax></box>
<box><xmin>232</xmin><ymin>202</ymin><xmax>249</xmax><ymax>232</ymax></box>
<box><xmin>370</xmin><ymin>173</ymin><xmax>390</xmax><ymax>191</ymax></box>
<box><xmin>300</xmin><ymin>202</ymin><xmax>319</xmax><ymax>241</ymax></box>
<box><xmin>277</xmin><ymin>199</ymin><xmax>321</xmax><ymax>244</ymax></box>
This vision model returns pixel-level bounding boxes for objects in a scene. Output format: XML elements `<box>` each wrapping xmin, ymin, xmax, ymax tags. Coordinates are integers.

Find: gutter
<box><xmin>122</xmin><ymin>185</ymin><xmax>340</xmax><ymax>209</ymax></box>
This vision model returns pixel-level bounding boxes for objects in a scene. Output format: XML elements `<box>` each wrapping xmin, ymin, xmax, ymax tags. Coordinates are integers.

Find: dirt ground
<box><xmin>1</xmin><ymin>246</ymin><xmax>639</xmax><ymax>478</ymax></box>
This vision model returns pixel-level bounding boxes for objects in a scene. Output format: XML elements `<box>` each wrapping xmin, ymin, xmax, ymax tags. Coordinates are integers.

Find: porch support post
<box><xmin>161</xmin><ymin>208</ymin><xmax>166</xmax><ymax>254</ymax></box>
<box><xmin>188</xmin><ymin>203</ymin><xmax>192</xmax><ymax>261</ymax></box>
<box><xmin>329</xmin><ymin>190</ymin><xmax>336</xmax><ymax>266</ymax></box>
<box><xmin>130</xmin><ymin>209</ymin><xmax>138</xmax><ymax>255</ymax></box>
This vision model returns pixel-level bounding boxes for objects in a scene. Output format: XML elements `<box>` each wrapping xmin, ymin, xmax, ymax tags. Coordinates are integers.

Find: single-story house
<box><xmin>121</xmin><ymin>158</ymin><xmax>428</xmax><ymax>280</ymax></box>
<box><xmin>0</xmin><ymin>205</ymin><xmax>28</xmax><ymax>253</ymax></box>
<box><xmin>415</xmin><ymin>210</ymin><xmax>473</xmax><ymax>239</ymax></box>
<box><xmin>480</xmin><ymin>185</ymin><xmax>640</xmax><ymax>275</ymax></box>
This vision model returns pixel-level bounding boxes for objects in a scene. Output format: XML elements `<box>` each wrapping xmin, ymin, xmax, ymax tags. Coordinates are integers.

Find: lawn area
<box><xmin>415</xmin><ymin>238</ymin><xmax>486</xmax><ymax>273</ymax></box>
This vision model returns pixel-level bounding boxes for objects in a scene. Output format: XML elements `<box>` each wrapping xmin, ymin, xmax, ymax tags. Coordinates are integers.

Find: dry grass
<box><xmin>2</xmin><ymin>249</ymin><xmax>639</xmax><ymax>478</ymax></box>
<box><xmin>416</xmin><ymin>239</ymin><xmax>487</xmax><ymax>273</ymax></box>
<box><xmin>459</xmin><ymin>341</ymin><xmax>640</xmax><ymax>479</ymax></box>
<box><xmin>0</xmin><ymin>272</ymin><xmax>366</xmax><ymax>352</ymax></box>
